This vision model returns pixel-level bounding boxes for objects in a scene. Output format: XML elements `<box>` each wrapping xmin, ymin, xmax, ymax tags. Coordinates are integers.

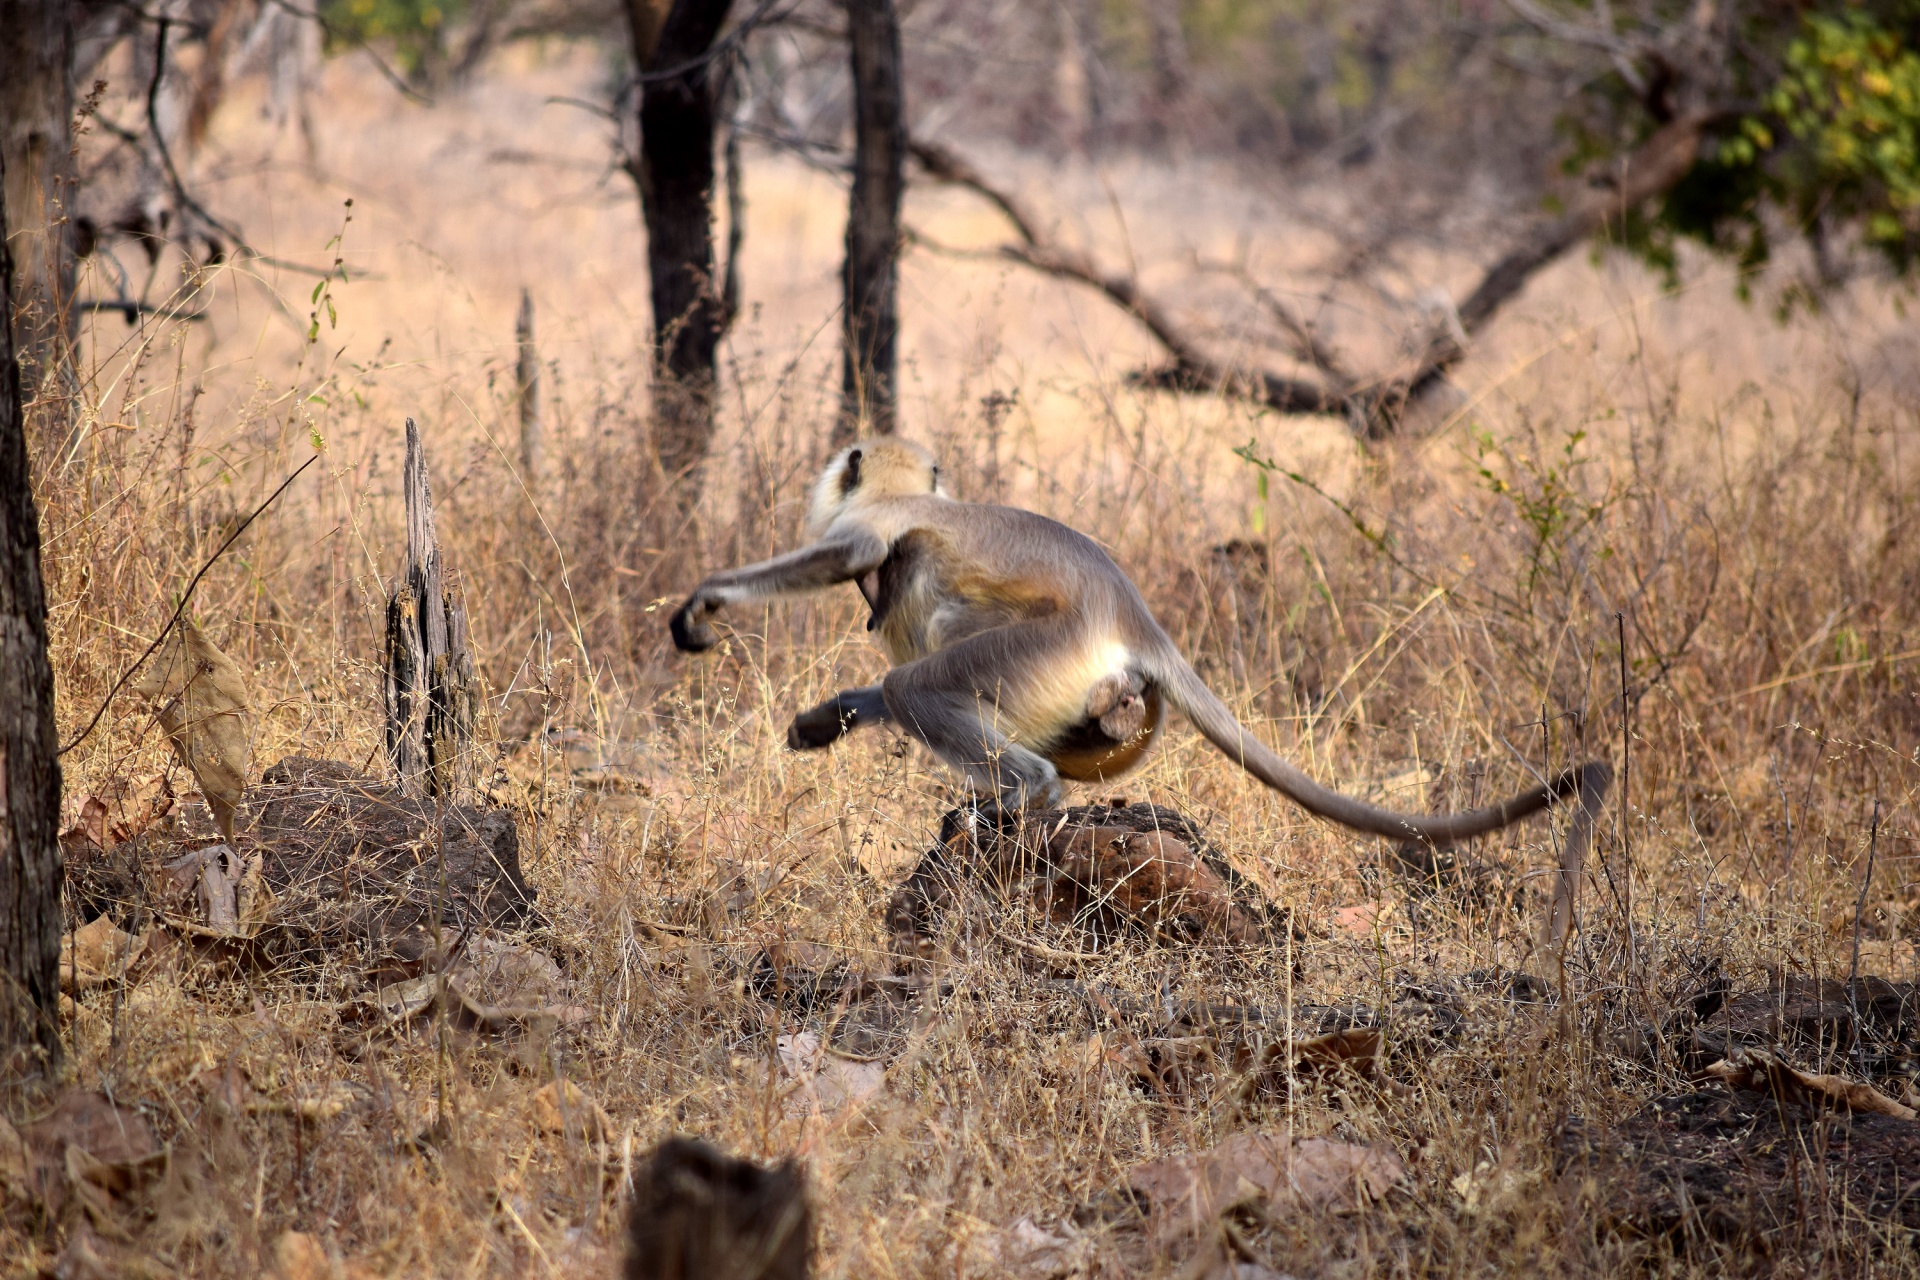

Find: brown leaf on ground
<box><xmin>533</xmin><ymin>1079</ymin><xmax>609</xmax><ymax>1142</ymax></box>
<box><xmin>775</xmin><ymin>1031</ymin><xmax>886</xmax><ymax>1116</ymax></box>
<box><xmin>1332</xmin><ymin>902</ymin><xmax>1394</xmax><ymax>937</ymax></box>
<box><xmin>1700</xmin><ymin>1051</ymin><xmax>1917</xmax><ymax>1119</ymax></box>
<box><xmin>160</xmin><ymin>843</ymin><xmax>272</xmax><ymax>938</ymax></box>
<box><xmin>134</xmin><ymin>617</ymin><xmax>251</xmax><ymax>841</ymax></box>
<box><xmin>960</xmin><ymin>1215</ymin><xmax>1091</xmax><ymax>1278</ymax></box>
<box><xmin>272</xmin><ymin>1230</ymin><xmax>378</xmax><ymax>1280</ymax></box>
<box><xmin>60</xmin><ymin>916</ymin><xmax>147</xmax><ymax>992</ymax></box>
<box><xmin>1128</xmin><ymin>1131</ymin><xmax>1403</xmax><ymax>1243</ymax></box>
<box><xmin>15</xmin><ymin>1090</ymin><xmax>164</xmax><ymax>1222</ymax></box>
<box><xmin>60</xmin><ymin>795</ymin><xmax>112</xmax><ymax>853</ymax></box>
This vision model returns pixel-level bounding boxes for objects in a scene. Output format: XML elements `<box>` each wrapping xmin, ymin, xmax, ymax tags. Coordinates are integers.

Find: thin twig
<box><xmin>58</xmin><ymin>453</ymin><xmax>321</xmax><ymax>756</ymax></box>
<box><xmin>1849</xmin><ymin>799</ymin><xmax>1883</xmax><ymax>995</ymax></box>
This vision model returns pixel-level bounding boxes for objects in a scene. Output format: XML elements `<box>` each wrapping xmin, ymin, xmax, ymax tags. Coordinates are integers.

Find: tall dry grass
<box><xmin>14</xmin><ymin>46</ymin><xmax>1920</xmax><ymax>1279</ymax></box>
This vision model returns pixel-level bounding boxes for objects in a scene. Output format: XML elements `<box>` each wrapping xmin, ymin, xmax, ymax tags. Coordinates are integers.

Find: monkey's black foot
<box><xmin>787</xmin><ymin>700</ymin><xmax>853</xmax><ymax>750</ymax></box>
<box><xmin>669</xmin><ymin>600</ymin><xmax>718</xmax><ymax>653</ymax></box>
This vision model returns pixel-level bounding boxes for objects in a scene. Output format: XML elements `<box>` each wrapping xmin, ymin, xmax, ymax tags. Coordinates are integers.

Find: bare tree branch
<box><xmin>909</xmin><ymin>115</ymin><xmax>1724</xmax><ymax>438</ymax></box>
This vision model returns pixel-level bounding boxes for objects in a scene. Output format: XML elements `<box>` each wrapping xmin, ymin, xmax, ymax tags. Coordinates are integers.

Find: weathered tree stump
<box><xmin>385</xmin><ymin>417</ymin><xmax>477</xmax><ymax>800</ymax></box>
<box><xmin>625</xmin><ymin>1137</ymin><xmax>811</xmax><ymax>1280</ymax></box>
<box><xmin>887</xmin><ymin>800</ymin><xmax>1282</xmax><ymax>961</ymax></box>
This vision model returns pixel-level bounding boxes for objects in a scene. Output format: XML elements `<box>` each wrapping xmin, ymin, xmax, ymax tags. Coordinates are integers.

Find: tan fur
<box><xmin>675</xmin><ymin>438</ymin><xmax>1610</xmax><ymax>918</ymax></box>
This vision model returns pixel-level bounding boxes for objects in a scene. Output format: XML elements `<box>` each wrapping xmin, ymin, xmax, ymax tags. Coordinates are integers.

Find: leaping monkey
<box><xmin>670</xmin><ymin>439</ymin><xmax>1610</xmax><ymax>937</ymax></box>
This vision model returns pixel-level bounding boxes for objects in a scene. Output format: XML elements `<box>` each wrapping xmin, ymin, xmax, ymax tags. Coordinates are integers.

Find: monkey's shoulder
<box><xmin>857</xmin><ymin>497</ymin><xmax>1111</xmax><ymax>564</ymax></box>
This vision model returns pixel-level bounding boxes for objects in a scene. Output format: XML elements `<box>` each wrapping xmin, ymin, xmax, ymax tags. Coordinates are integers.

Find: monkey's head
<box><xmin>809</xmin><ymin>439</ymin><xmax>945</xmax><ymax>531</ymax></box>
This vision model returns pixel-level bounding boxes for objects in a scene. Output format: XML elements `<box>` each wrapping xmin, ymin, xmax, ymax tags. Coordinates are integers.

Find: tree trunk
<box><xmin>837</xmin><ymin>0</ymin><xmax>906</xmax><ymax>443</ymax></box>
<box><xmin>627</xmin><ymin>0</ymin><xmax>736</xmax><ymax>499</ymax></box>
<box><xmin>0</xmin><ymin>0</ymin><xmax>76</xmax><ymax>400</ymax></box>
<box><xmin>0</xmin><ymin>153</ymin><xmax>64</xmax><ymax>1074</ymax></box>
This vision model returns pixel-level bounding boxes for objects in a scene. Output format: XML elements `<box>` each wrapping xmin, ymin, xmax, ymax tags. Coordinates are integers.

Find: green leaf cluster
<box><xmin>1601</xmin><ymin>3</ymin><xmax>1920</xmax><ymax>291</ymax></box>
<box><xmin>319</xmin><ymin>0</ymin><xmax>467</xmax><ymax>77</ymax></box>
<box><xmin>1767</xmin><ymin>10</ymin><xmax>1920</xmax><ymax>267</ymax></box>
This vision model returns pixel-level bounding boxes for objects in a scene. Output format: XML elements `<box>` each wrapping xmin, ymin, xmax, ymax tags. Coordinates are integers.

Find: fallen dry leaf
<box><xmin>60</xmin><ymin>916</ymin><xmax>146</xmax><ymax>992</ymax></box>
<box><xmin>454</xmin><ymin>932</ymin><xmax>563</xmax><ymax>1007</ymax></box>
<box><xmin>1128</xmin><ymin>1130</ymin><xmax>1403</xmax><ymax>1243</ymax></box>
<box><xmin>100</xmin><ymin>775</ymin><xmax>174</xmax><ymax>844</ymax></box>
<box><xmin>532</xmin><ymin>1079</ymin><xmax>609</xmax><ymax>1142</ymax></box>
<box><xmin>134</xmin><ymin>617</ymin><xmax>251</xmax><ymax>841</ymax></box>
<box><xmin>960</xmin><ymin>1215</ymin><xmax>1090</xmax><ymax>1278</ymax></box>
<box><xmin>775</xmin><ymin>1031</ymin><xmax>886</xmax><ymax>1116</ymax></box>
<box><xmin>1701</xmin><ymin>1051</ymin><xmax>1917</xmax><ymax>1119</ymax></box>
<box><xmin>271</xmin><ymin>1230</ymin><xmax>377</xmax><ymax>1280</ymax></box>
<box><xmin>272</xmin><ymin>1232</ymin><xmax>335</xmax><ymax>1280</ymax></box>
<box><xmin>160</xmin><ymin>843</ymin><xmax>272</xmax><ymax>938</ymax></box>
<box><xmin>1332</xmin><ymin>902</ymin><xmax>1394</xmax><ymax>937</ymax></box>
<box><xmin>15</xmin><ymin>1090</ymin><xmax>164</xmax><ymax>1223</ymax></box>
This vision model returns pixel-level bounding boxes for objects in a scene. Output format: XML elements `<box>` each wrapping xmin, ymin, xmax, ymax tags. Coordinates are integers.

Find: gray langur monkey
<box><xmin>670</xmin><ymin>440</ymin><xmax>1611</xmax><ymax>917</ymax></box>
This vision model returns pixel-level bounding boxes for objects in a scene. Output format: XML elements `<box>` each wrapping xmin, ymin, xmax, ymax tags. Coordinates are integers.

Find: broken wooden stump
<box><xmin>888</xmin><ymin>800</ymin><xmax>1282</xmax><ymax>961</ymax></box>
<box><xmin>625</xmin><ymin>1137</ymin><xmax>811</xmax><ymax>1280</ymax></box>
<box><xmin>385</xmin><ymin>416</ymin><xmax>477</xmax><ymax>801</ymax></box>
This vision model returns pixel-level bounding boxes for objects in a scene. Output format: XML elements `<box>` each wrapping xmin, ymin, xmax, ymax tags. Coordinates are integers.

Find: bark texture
<box><xmin>628</xmin><ymin>0</ymin><xmax>736</xmax><ymax>493</ymax></box>
<box><xmin>838</xmin><ymin>0</ymin><xmax>906</xmax><ymax>441</ymax></box>
<box><xmin>0</xmin><ymin>155</ymin><xmax>64</xmax><ymax>1070</ymax></box>
<box><xmin>0</xmin><ymin>0</ymin><xmax>76</xmax><ymax>394</ymax></box>
<box><xmin>384</xmin><ymin>419</ymin><xmax>476</xmax><ymax>800</ymax></box>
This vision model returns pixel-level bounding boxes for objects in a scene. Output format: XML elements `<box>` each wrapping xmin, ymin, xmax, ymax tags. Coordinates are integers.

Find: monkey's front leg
<box><xmin>787</xmin><ymin>686</ymin><xmax>893</xmax><ymax>750</ymax></box>
<box><xmin>670</xmin><ymin>531</ymin><xmax>887</xmax><ymax>653</ymax></box>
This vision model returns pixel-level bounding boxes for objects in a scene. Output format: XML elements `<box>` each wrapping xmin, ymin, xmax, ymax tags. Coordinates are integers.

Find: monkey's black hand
<box><xmin>670</xmin><ymin>590</ymin><xmax>722</xmax><ymax>653</ymax></box>
<box><xmin>787</xmin><ymin>699</ymin><xmax>852</xmax><ymax>750</ymax></box>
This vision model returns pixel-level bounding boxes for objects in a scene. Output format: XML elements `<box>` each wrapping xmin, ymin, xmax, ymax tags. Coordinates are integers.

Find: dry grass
<box><xmin>12</xmin><ymin>46</ymin><xmax>1920</xmax><ymax>1279</ymax></box>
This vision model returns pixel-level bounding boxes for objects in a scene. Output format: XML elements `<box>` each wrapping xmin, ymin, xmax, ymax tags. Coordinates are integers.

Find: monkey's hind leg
<box><xmin>880</xmin><ymin>626</ymin><xmax>1068</xmax><ymax>810</ymax></box>
<box><xmin>788</xmin><ymin>685</ymin><xmax>893</xmax><ymax>750</ymax></box>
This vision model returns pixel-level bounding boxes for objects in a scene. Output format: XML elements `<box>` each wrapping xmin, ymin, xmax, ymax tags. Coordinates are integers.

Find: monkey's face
<box><xmin>809</xmin><ymin>438</ymin><xmax>945</xmax><ymax>532</ymax></box>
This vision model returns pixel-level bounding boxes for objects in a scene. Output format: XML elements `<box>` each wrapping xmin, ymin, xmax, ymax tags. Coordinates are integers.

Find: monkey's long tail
<box><xmin>1153</xmin><ymin>656</ymin><xmax>1611</xmax><ymax>842</ymax></box>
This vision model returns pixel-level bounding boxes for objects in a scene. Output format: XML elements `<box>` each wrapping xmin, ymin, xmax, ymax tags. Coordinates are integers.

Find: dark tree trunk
<box><xmin>837</xmin><ymin>0</ymin><xmax>905</xmax><ymax>443</ymax></box>
<box><xmin>0</xmin><ymin>0</ymin><xmax>76</xmax><ymax>400</ymax></box>
<box><xmin>627</xmin><ymin>0</ymin><xmax>737</xmax><ymax>497</ymax></box>
<box><xmin>0</xmin><ymin>152</ymin><xmax>65</xmax><ymax>1074</ymax></box>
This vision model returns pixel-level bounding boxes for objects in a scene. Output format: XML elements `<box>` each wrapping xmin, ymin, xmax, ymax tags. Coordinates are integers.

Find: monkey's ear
<box><xmin>841</xmin><ymin>448</ymin><xmax>863</xmax><ymax>496</ymax></box>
